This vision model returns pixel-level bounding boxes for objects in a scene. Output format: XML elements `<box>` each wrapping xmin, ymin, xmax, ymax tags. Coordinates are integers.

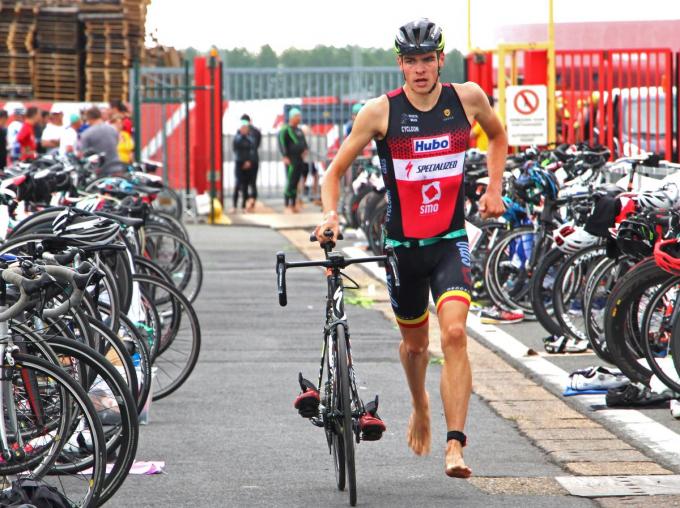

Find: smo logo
<box><xmin>413</xmin><ymin>134</ymin><xmax>450</xmax><ymax>154</ymax></box>
<box><xmin>420</xmin><ymin>181</ymin><xmax>441</xmax><ymax>214</ymax></box>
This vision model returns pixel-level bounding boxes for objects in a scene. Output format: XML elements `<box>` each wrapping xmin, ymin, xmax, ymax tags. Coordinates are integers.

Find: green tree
<box><xmin>257</xmin><ymin>45</ymin><xmax>279</xmax><ymax>67</ymax></box>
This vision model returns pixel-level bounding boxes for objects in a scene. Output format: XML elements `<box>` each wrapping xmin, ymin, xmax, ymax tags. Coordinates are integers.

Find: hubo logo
<box><xmin>420</xmin><ymin>181</ymin><xmax>441</xmax><ymax>214</ymax></box>
<box><xmin>413</xmin><ymin>135</ymin><xmax>450</xmax><ymax>154</ymax></box>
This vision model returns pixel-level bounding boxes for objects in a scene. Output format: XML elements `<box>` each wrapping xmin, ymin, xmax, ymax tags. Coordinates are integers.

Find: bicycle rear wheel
<box><xmin>335</xmin><ymin>324</ymin><xmax>356</xmax><ymax>506</ymax></box>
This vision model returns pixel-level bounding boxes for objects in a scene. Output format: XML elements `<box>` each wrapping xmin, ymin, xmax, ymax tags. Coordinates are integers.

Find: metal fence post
<box><xmin>209</xmin><ymin>50</ymin><xmax>216</xmax><ymax>222</ymax></box>
<box><xmin>133</xmin><ymin>60</ymin><xmax>141</xmax><ymax>162</ymax></box>
<box><xmin>184</xmin><ymin>59</ymin><xmax>191</xmax><ymax>194</ymax></box>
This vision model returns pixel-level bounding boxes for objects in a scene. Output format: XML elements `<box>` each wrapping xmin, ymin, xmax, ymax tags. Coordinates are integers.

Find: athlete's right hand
<box><xmin>314</xmin><ymin>210</ymin><xmax>340</xmax><ymax>243</ymax></box>
<box><xmin>282</xmin><ymin>156</ymin><xmax>291</xmax><ymax>166</ymax></box>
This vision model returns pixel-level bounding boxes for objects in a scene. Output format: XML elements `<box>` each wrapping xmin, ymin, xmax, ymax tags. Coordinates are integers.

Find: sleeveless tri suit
<box><xmin>376</xmin><ymin>83</ymin><xmax>473</xmax><ymax>327</ymax></box>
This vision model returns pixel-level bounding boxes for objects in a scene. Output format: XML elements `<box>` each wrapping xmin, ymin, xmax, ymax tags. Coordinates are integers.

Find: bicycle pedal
<box><xmin>294</xmin><ymin>389</ymin><xmax>320</xmax><ymax>418</ymax></box>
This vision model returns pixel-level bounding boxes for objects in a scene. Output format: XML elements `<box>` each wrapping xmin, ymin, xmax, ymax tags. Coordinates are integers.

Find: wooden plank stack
<box><xmin>0</xmin><ymin>0</ymin><xmax>173</xmax><ymax>102</ymax></box>
<box><xmin>0</xmin><ymin>2</ymin><xmax>38</xmax><ymax>98</ymax></box>
<box><xmin>34</xmin><ymin>6</ymin><xmax>82</xmax><ymax>101</ymax></box>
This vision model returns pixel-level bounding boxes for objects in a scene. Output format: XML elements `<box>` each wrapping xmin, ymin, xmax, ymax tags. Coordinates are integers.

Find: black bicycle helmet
<box><xmin>615</xmin><ymin>215</ymin><xmax>657</xmax><ymax>259</ymax></box>
<box><xmin>395</xmin><ymin>19</ymin><xmax>445</xmax><ymax>55</ymax></box>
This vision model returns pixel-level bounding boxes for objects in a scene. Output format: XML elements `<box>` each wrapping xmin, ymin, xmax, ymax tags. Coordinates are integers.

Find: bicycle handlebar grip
<box><xmin>41</xmin><ymin>263</ymin><xmax>97</xmax><ymax>318</ymax></box>
<box><xmin>309</xmin><ymin>230</ymin><xmax>344</xmax><ymax>242</ymax></box>
<box><xmin>276</xmin><ymin>252</ymin><xmax>287</xmax><ymax>307</ymax></box>
<box><xmin>0</xmin><ymin>269</ymin><xmax>35</xmax><ymax>322</ymax></box>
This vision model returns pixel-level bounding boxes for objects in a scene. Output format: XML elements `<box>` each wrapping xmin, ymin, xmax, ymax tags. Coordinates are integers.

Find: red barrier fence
<box><xmin>555</xmin><ymin>48</ymin><xmax>674</xmax><ymax>160</ymax></box>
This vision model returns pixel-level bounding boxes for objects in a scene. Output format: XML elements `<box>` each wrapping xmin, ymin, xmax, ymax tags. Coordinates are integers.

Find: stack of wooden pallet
<box><xmin>80</xmin><ymin>0</ymin><xmax>150</xmax><ymax>102</ymax></box>
<box><xmin>0</xmin><ymin>2</ymin><xmax>38</xmax><ymax>98</ymax></box>
<box><xmin>34</xmin><ymin>5</ymin><xmax>82</xmax><ymax>101</ymax></box>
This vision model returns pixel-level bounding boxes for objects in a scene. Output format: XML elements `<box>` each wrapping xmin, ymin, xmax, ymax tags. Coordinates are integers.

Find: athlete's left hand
<box><xmin>478</xmin><ymin>190</ymin><xmax>505</xmax><ymax>219</ymax></box>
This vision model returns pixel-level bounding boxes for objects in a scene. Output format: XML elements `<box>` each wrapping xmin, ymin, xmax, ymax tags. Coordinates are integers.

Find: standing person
<box><xmin>6</xmin><ymin>108</ymin><xmax>25</xmax><ymax>163</ymax></box>
<box><xmin>40</xmin><ymin>108</ymin><xmax>65</xmax><ymax>155</ymax></box>
<box><xmin>0</xmin><ymin>110</ymin><xmax>7</xmax><ymax>169</ymax></box>
<box><xmin>112</xmin><ymin>114</ymin><xmax>134</xmax><ymax>164</ymax></box>
<box><xmin>278</xmin><ymin>107</ymin><xmax>308</xmax><ymax>213</ymax></box>
<box><xmin>79</xmin><ymin>106</ymin><xmax>119</xmax><ymax>173</ymax></box>
<box><xmin>231</xmin><ymin>119</ymin><xmax>257</xmax><ymax>213</ymax></box>
<box><xmin>240</xmin><ymin>114</ymin><xmax>261</xmax><ymax>212</ymax></box>
<box><xmin>35</xmin><ymin>110</ymin><xmax>49</xmax><ymax>154</ymax></box>
<box><xmin>313</xmin><ymin>19</ymin><xmax>507</xmax><ymax>478</ymax></box>
<box><xmin>16</xmin><ymin>106</ymin><xmax>39</xmax><ymax>161</ymax></box>
<box><xmin>59</xmin><ymin>113</ymin><xmax>81</xmax><ymax>156</ymax></box>
<box><xmin>110</xmin><ymin>100</ymin><xmax>133</xmax><ymax>135</ymax></box>
<box><xmin>469</xmin><ymin>95</ymin><xmax>494</xmax><ymax>151</ymax></box>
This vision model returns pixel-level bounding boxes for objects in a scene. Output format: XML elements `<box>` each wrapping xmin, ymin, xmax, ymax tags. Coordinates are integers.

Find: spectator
<box><xmin>110</xmin><ymin>100</ymin><xmax>133</xmax><ymax>135</ymax></box>
<box><xmin>59</xmin><ymin>113</ymin><xmax>81</xmax><ymax>156</ymax></box>
<box><xmin>16</xmin><ymin>106</ymin><xmax>39</xmax><ymax>161</ymax></box>
<box><xmin>6</xmin><ymin>108</ymin><xmax>24</xmax><ymax>162</ymax></box>
<box><xmin>344</xmin><ymin>102</ymin><xmax>363</xmax><ymax>138</ymax></box>
<box><xmin>79</xmin><ymin>106</ymin><xmax>119</xmax><ymax>171</ymax></box>
<box><xmin>111</xmin><ymin>113</ymin><xmax>134</xmax><ymax>164</ymax></box>
<box><xmin>40</xmin><ymin>108</ymin><xmax>65</xmax><ymax>155</ymax></box>
<box><xmin>240</xmin><ymin>114</ymin><xmax>261</xmax><ymax>211</ymax></box>
<box><xmin>0</xmin><ymin>110</ymin><xmax>7</xmax><ymax>169</ymax></box>
<box><xmin>35</xmin><ymin>110</ymin><xmax>49</xmax><ymax>154</ymax></box>
<box><xmin>278</xmin><ymin>107</ymin><xmax>308</xmax><ymax>213</ymax></box>
<box><xmin>231</xmin><ymin>119</ymin><xmax>257</xmax><ymax>213</ymax></box>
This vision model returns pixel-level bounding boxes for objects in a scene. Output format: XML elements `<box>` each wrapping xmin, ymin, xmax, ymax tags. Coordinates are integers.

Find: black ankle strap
<box><xmin>446</xmin><ymin>431</ymin><xmax>467</xmax><ymax>447</ymax></box>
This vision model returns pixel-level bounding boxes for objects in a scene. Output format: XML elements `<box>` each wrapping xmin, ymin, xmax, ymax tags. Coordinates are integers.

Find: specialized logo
<box><xmin>413</xmin><ymin>134</ymin><xmax>451</xmax><ymax>155</ymax></box>
<box><xmin>443</xmin><ymin>108</ymin><xmax>452</xmax><ymax>117</ymax></box>
<box><xmin>405</xmin><ymin>161</ymin><xmax>414</xmax><ymax>179</ymax></box>
<box><xmin>420</xmin><ymin>181</ymin><xmax>441</xmax><ymax>214</ymax></box>
<box><xmin>416</xmin><ymin>159</ymin><xmax>458</xmax><ymax>174</ymax></box>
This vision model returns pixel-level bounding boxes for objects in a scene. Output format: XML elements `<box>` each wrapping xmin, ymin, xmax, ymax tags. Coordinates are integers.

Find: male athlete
<box><xmin>314</xmin><ymin>19</ymin><xmax>507</xmax><ymax>477</ymax></box>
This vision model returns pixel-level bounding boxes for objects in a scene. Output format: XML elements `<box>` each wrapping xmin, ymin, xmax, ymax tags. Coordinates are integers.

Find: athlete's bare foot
<box><xmin>444</xmin><ymin>440</ymin><xmax>472</xmax><ymax>478</ymax></box>
<box><xmin>406</xmin><ymin>394</ymin><xmax>431</xmax><ymax>456</ymax></box>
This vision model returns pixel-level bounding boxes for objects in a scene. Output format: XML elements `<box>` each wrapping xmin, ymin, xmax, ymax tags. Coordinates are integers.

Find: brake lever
<box><xmin>276</xmin><ymin>252</ymin><xmax>287</xmax><ymax>307</ymax></box>
<box><xmin>385</xmin><ymin>246</ymin><xmax>400</xmax><ymax>289</ymax></box>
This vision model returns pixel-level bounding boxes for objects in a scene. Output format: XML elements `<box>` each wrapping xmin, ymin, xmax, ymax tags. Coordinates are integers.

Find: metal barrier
<box><xmin>555</xmin><ymin>49</ymin><xmax>674</xmax><ymax>160</ymax></box>
<box><xmin>222</xmin><ymin>66</ymin><xmax>404</xmax><ymax>199</ymax></box>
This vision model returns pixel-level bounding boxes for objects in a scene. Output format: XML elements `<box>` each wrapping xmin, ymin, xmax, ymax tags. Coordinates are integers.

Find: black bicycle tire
<box><xmin>336</xmin><ymin>324</ymin><xmax>357</xmax><ymax>506</ymax></box>
<box><xmin>582</xmin><ymin>256</ymin><xmax>619</xmax><ymax>363</ymax></box>
<box><xmin>552</xmin><ymin>246</ymin><xmax>607</xmax><ymax>341</ymax></box>
<box><xmin>639</xmin><ymin>276</ymin><xmax>680</xmax><ymax>393</ymax></box>
<box><xmin>132</xmin><ymin>274</ymin><xmax>201</xmax><ymax>400</ymax></box>
<box><xmin>605</xmin><ymin>258</ymin><xmax>663</xmax><ymax>384</ymax></box>
<box><xmin>530</xmin><ymin>247</ymin><xmax>567</xmax><ymax>337</ymax></box>
<box><xmin>45</xmin><ymin>337</ymin><xmax>139</xmax><ymax>505</ymax></box>
<box><xmin>11</xmin><ymin>352</ymin><xmax>107</xmax><ymax>507</ymax></box>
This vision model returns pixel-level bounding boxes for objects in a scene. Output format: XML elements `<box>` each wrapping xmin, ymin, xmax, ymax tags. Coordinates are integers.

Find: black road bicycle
<box><xmin>276</xmin><ymin>232</ymin><xmax>399</xmax><ymax>507</ymax></box>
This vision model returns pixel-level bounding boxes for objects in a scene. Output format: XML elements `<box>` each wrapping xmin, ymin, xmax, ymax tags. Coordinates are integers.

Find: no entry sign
<box><xmin>506</xmin><ymin>85</ymin><xmax>547</xmax><ymax>145</ymax></box>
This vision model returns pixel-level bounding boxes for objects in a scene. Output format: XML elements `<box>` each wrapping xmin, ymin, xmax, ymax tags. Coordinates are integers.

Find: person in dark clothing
<box><xmin>231</xmin><ymin>120</ymin><xmax>258</xmax><ymax>212</ymax></box>
<box><xmin>241</xmin><ymin>114</ymin><xmax>261</xmax><ymax>211</ymax></box>
<box><xmin>0</xmin><ymin>110</ymin><xmax>7</xmax><ymax>170</ymax></box>
<box><xmin>35</xmin><ymin>110</ymin><xmax>49</xmax><ymax>154</ymax></box>
<box><xmin>278</xmin><ymin>107</ymin><xmax>308</xmax><ymax>213</ymax></box>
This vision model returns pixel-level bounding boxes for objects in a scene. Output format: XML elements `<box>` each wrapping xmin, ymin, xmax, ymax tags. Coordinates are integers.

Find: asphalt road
<box><xmin>108</xmin><ymin>225</ymin><xmax>594</xmax><ymax>507</ymax></box>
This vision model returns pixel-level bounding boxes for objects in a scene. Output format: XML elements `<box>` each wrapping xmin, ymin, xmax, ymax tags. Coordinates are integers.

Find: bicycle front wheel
<box><xmin>335</xmin><ymin>324</ymin><xmax>356</xmax><ymax>506</ymax></box>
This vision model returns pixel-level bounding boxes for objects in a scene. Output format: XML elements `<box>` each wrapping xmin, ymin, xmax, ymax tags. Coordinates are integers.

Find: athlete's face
<box><xmin>398</xmin><ymin>52</ymin><xmax>444</xmax><ymax>94</ymax></box>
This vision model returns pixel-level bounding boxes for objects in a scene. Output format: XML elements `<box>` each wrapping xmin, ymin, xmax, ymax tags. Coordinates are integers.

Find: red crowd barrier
<box><xmin>555</xmin><ymin>48</ymin><xmax>674</xmax><ymax>160</ymax></box>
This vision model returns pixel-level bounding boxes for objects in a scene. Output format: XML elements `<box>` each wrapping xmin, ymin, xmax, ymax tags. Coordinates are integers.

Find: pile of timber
<box><xmin>34</xmin><ymin>5</ymin><xmax>82</xmax><ymax>101</ymax></box>
<box><xmin>0</xmin><ymin>2</ymin><xmax>38</xmax><ymax>98</ymax></box>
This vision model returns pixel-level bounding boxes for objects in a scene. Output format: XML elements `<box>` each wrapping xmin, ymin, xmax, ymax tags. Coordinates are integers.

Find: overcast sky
<box><xmin>147</xmin><ymin>0</ymin><xmax>680</xmax><ymax>52</ymax></box>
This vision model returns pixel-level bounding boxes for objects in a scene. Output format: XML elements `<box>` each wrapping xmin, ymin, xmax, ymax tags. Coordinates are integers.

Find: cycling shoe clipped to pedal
<box><xmin>294</xmin><ymin>372</ymin><xmax>320</xmax><ymax>418</ymax></box>
<box><xmin>359</xmin><ymin>395</ymin><xmax>386</xmax><ymax>441</ymax></box>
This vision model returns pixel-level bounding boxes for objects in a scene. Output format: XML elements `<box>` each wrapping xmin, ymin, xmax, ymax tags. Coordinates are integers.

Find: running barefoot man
<box><xmin>315</xmin><ymin>18</ymin><xmax>506</xmax><ymax>478</ymax></box>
